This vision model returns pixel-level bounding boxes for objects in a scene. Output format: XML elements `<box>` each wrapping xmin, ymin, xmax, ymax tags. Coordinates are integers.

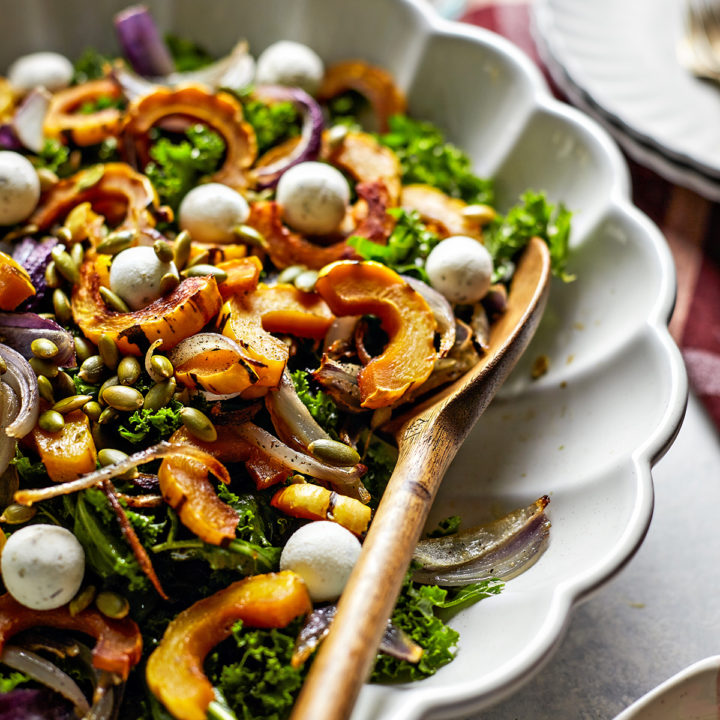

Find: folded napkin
<box><xmin>461</xmin><ymin>0</ymin><xmax>720</xmax><ymax>431</ymax></box>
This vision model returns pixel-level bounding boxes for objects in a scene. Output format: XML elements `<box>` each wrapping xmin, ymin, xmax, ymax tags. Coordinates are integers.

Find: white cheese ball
<box><xmin>280</xmin><ymin>521</ymin><xmax>361</xmax><ymax>602</ymax></box>
<box><xmin>178</xmin><ymin>183</ymin><xmax>250</xmax><ymax>244</ymax></box>
<box><xmin>425</xmin><ymin>235</ymin><xmax>494</xmax><ymax>304</ymax></box>
<box><xmin>1</xmin><ymin>524</ymin><xmax>85</xmax><ymax>610</ymax></box>
<box><xmin>109</xmin><ymin>246</ymin><xmax>178</xmax><ymax>311</ymax></box>
<box><xmin>276</xmin><ymin>162</ymin><xmax>350</xmax><ymax>236</ymax></box>
<box><xmin>255</xmin><ymin>41</ymin><xmax>325</xmax><ymax>96</ymax></box>
<box><xmin>0</xmin><ymin>151</ymin><xmax>41</xmax><ymax>226</ymax></box>
<box><xmin>7</xmin><ymin>51</ymin><xmax>74</xmax><ymax>92</ymax></box>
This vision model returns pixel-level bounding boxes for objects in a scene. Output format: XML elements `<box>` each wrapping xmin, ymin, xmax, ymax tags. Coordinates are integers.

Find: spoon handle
<box><xmin>290</xmin><ymin>418</ymin><xmax>454</xmax><ymax>720</ymax></box>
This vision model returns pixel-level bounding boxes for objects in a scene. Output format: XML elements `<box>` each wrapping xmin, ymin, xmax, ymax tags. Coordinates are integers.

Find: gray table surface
<box><xmin>470</xmin><ymin>391</ymin><xmax>720</xmax><ymax>720</ymax></box>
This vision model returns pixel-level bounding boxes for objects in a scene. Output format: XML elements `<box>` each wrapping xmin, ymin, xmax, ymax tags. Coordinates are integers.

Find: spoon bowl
<box><xmin>291</xmin><ymin>235</ymin><xmax>552</xmax><ymax>720</ymax></box>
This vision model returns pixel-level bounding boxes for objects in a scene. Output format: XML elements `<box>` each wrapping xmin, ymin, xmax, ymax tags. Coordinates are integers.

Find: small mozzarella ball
<box><xmin>276</xmin><ymin>162</ymin><xmax>350</xmax><ymax>235</ymax></box>
<box><xmin>109</xmin><ymin>246</ymin><xmax>178</xmax><ymax>311</ymax></box>
<box><xmin>255</xmin><ymin>41</ymin><xmax>325</xmax><ymax>96</ymax></box>
<box><xmin>280</xmin><ymin>521</ymin><xmax>361</xmax><ymax>602</ymax></box>
<box><xmin>0</xmin><ymin>151</ymin><xmax>41</xmax><ymax>226</ymax></box>
<box><xmin>7</xmin><ymin>51</ymin><xmax>74</xmax><ymax>92</ymax></box>
<box><xmin>1</xmin><ymin>524</ymin><xmax>85</xmax><ymax>610</ymax></box>
<box><xmin>178</xmin><ymin>183</ymin><xmax>250</xmax><ymax>244</ymax></box>
<box><xmin>425</xmin><ymin>235</ymin><xmax>494</xmax><ymax>304</ymax></box>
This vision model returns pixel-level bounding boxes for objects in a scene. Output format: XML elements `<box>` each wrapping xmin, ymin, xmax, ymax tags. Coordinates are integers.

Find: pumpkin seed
<box><xmin>98</xmin><ymin>448</ymin><xmax>138</xmax><ymax>480</ymax></box>
<box><xmin>233</xmin><ymin>224</ymin><xmax>267</xmax><ymax>249</ymax></box>
<box><xmin>74</xmin><ymin>336</ymin><xmax>96</xmax><ymax>364</ymax></box>
<box><xmin>143</xmin><ymin>377</ymin><xmax>176</xmax><ymax>411</ymax></box>
<box><xmin>82</xmin><ymin>400</ymin><xmax>102</xmax><ymax>421</ymax></box>
<box><xmin>91</xmin><ymin>423</ymin><xmax>112</xmax><ymax>448</ymax></box>
<box><xmin>95</xmin><ymin>590</ymin><xmax>129</xmax><ymax>619</ymax></box>
<box><xmin>38</xmin><ymin>410</ymin><xmax>65</xmax><ymax>433</ymax></box>
<box><xmin>277</xmin><ymin>265</ymin><xmax>306</xmax><ymax>284</ymax></box>
<box><xmin>96</xmin><ymin>230</ymin><xmax>135</xmax><ymax>256</ymax></box>
<box><xmin>150</xmin><ymin>355</ymin><xmax>174</xmax><ymax>379</ymax></box>
<box><xmin>54</xmin><ymin>370</ymin><xmax>76</xmax><ymax>399</ymax></box>
<box><xmin>50</xmin><ymin>246</ymin><xmax>79</xmax><ymax>284</ymax></box>
<box><xmin>70</xmin><ymin>241</ymin><xmax>84</xmax><ymax>266</ymax></box>
<box><xmin>55</xmin><ymin>226</ymin><xmax>73</xmax><ymax>244</ymax></box>
<box><xmin>52</xmin><ymin>394</ymin><xmax>94</xmax><ymax>414</ymax></box>
<box><xmin>44</xmin><ymin>260</ymin><xmax>62</xmax><ymax>289</ymax></box>
<box><xmin>98</xmin><ymin>406</ymin><xmax>119</xmax><ymax>425</ymax></box>
<box><xmin>0</xmin><ymin>503</ymin><xmax>36</xmax><ymax>524</ymax></box>
<box><xmin>159</xmin><ymin>272</ymin><xmax>180</xmax><ymax>294</ymax></box>
<box><xmin>307</xmin><ymin>438</ymin><xmax>361</xmax><ymax>467</ymax></box>
<box><xmin>74</xmin><ymin>164</ymin><xmax>105</xmax><ymax>192</ymax></box>
<box><xmin>99</xmin><ymin>286</ymin><xmax>131</xmax><ymax>313</ymax></box>
<box><xmin>98</xmin><ymin>333</ymin><xmax>119</xmax><ymax>370</ymax></box>
<box><xmin>180</xmin><ymin>407</ymin><xmax>217</xmax><ymax>442</ymax></box>
<box><xmin>182</xmin><ymin>264</ymin><xmax>228</xmax><ymax>282</ymax></box>
<box><xmin>293</xmin><ymin>269</ymin><xmax>319</xmax><ymax>293</ymax></box>
<box><xmin>29</xmin><ymin>357</ymin><xmax>58</xmax><ymax>379</ymax></box>
<box><xmin>102</xmin><ymin>384</ymin><xmax>143</xmax><ymax>412</ymax></box>
<box><xmin>173</xmin><ymin>230</ymin><xmax>192</xmax><ymax>269</ymax></box>
<box><xmin>69</xmin><ymin>585</ymin><xmax>96</xmax><ymax>617</ymax></box>
<box><xmin>186</xmin><ymin>250</ymin><xmax>210</xmax><ymax>268</ymax></box>
<box><xmin>37</xmin><ymin>374</ymin><xmax>54</xmax><ymax>403</ymax></box>
<box><xmin>30</xmin><ymin>338</ymin><xmax>59</xmax><ymax>360</ymax></box>
<box><xmin>117</xmin><ymin>356</ymin><xmax>141</xmax><ymax>386</ymax></box>
<box><xmin>153</xmin><ymin>239</ymin><xmax>175</xmax><ymax>263</ymax></box>
<box><xmin>36</xmin><ymin>167</ymin><xmax>59</xmax><ymax>191</ymax></box>
<box><xmin>327</xmin><ymin>123</ymin><xmax>349</xmax><ymax>148</ymax></box>
<box><xmin>79</xmin><ymin>354</ymin><xmax>106</xmax><ymax>384</ymax></box>
<box><xmin>52</xmin><ymin>288</ymin><xmax>73</xmax><ymax>325</ymax></box>
<box><xmin>461</xmin><ymin>203</ymin><xmax>497</xmax><ymax>225</ymax></box>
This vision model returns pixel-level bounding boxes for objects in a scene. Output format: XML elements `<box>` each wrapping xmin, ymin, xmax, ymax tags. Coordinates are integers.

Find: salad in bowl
<box><xmin>0</xmin><ymin>5</ymin><xmax>575</xmax><ymax>720</ymax></box>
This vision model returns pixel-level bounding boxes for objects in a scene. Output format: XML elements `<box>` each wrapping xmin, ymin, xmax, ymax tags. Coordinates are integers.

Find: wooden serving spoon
<box><xmin>290</xmin><ymin>235</ymin><xmax>552</xmax><ymax>720</ymax></box>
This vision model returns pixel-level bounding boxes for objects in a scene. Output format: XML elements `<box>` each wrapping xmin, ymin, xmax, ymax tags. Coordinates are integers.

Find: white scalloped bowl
<box><xmin>0</xmin><ymin>1</ymin><xmax>688</xmax><ymax>718</ymax></box>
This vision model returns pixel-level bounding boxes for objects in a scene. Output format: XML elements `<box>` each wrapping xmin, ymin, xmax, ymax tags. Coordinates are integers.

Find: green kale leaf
<box><xmin>0</xmin><ymin>670</ymin><xmax>31</xmax><ymax>692</ymax></box>
<box><xmin>36</xmin><ymin>139</ymin><xmax>73</xmax><ymax>177</ymax></box>
<box><xmin>72</xmin><ymin>48</ymin><xmax>113</xmax><ymax>84</ymax></box>
<box><xmin>78</xmin><ymin>94</ymin><xmax>125</xmax><ymax>115</ymax></box>
<box><xmin>378</xmin><ymin>115</ymin><xmax>494</xmax><ymax>205</ymax></box>
<box><xmin>11</xmin><ymin>446</ymin><xmax>48</xmax><ymax>484</ymax></box>
<box><xmin>484</xmin><ymin>190</ymin><xmax>574</xmax><ymax>282</ymax></box>
<box><xmin>427</xmin><ymin>515</ymin><xmax>461</xmax><ymax>538</ymax></box>
<box><xmin>290</xmin><ymin>369</ymin><xmax>340</xmax><ymax>436</ymax></box>
<box><xmin>242</xmin><ymin>98</ymin><xmax>300</xmax><ymax>156</ymax></box>
<box><xmin>360</xmin><ymin>431</ymin><xmax>398</xmax><ymax>507</ymax></box>
<box><xmin>348</xmin><ymin>207</ymin><xmax>440</xmax><ymax>282</ymax></box>
<box><xmin>117</xmin><ymin>399</ymin><xmax>183</xmax><ymax>445</ymax></box>
<box><xmin>145</xmin><ymin>124</ymin><xmax>226</xmax><ymax>210</ymax></box>
<box><xmin>164</xmin><ymin>34</ymin><xmax>213</xmax><ymax>72</ymax></box>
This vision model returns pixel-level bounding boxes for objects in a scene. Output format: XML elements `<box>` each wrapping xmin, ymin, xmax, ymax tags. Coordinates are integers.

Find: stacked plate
<box><xmin>533</xmin><ymin>0</ymin><xmax>720</xmax><ymax>201</ymax></box>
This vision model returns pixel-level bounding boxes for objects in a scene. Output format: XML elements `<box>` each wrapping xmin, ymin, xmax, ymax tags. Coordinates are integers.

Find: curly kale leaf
<box><xmin>11</xmin><ymin>446</ymin><xmax>48</xmax><ymax>484</ymax></box>
<box><xmin>72</xmin><ymin>48</ymin><xmax>113</xmax><ymax>84</ymax></box>
<box><xmin>117</xmin><ymin>399</ymin><xmax>183</xmax><ymax>445</ymax></box>
<box><xmin>242</xmin><ymin>98</ymin><xmax>300</xmax><ymax>156</ymax></box>
<box><xmin>290</xmin><ymin>369</ymin><xmax>340</xmax><ymax>436</ymax></box>
<box><xmin>360</xmin><ymin>431</ymin><xmax>398</xmax><ymax>505</ymax></box>
<box><xmin>145</xmin><ymin>124</ymin><xmax>226</xmax><ymax>210</ymax></box>
<box><xmin>35</xmin><ymin>139</ymin><xmax>74</xmax><ymax>177</ymax></box>
<box><xmin>164</xmin><ymin>34</ymin><xmax>213</xmax><ymax>72</ymax></box>
<box><xmin>378</xmin><ymin>114</ymin><xmax>494</xmax><ymax>205</ymax></box>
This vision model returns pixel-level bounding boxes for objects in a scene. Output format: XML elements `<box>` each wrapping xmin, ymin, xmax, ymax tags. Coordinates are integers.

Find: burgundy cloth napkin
<box><xmin>461</xmin><ymin>0</ymin><xmax>720</xmax><ymax>431</ymax></box>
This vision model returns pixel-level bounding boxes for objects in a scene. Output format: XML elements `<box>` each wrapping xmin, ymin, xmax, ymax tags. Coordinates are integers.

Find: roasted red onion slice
<box><xmin>403</xmin><ymin>275</ymin><xmax>455</xmax><ymax>357</ymax></box>
<box><xmin>253</xmin><ymin>85</ymin><xmax>324</xmax><ymax>188</ymax></box>
<box><xmin>0</xmin><ymin>343</ymin><xmax>38</xmax><ymax>440</ymax></box>
<box><xmin>114</xmin><ymin>5</ymin><xmax>175</xmax><ymax>77</ymax></box>
<box><xmin>234</xmin><ymin>422</ymin><xmax>369</xmax><ymax>503</ymax></box>
<box><xmin>0</xmin><ymin>123</ymin><xmax>22</xmax><ymax>150</ymax></box>
<box><xmin>13</xmin><ymin>237</ymin><xmax>58</xmax><ymax>311</ymax></box>
<box><xmin>0</xmin><ymin>312</ymin><xmax>75</xmax><ymax>367</ymax></box>
<box><xmin>12</xmin><ymin>86</ymin><xmax>51</xmax><ymax>153</ymax></box>
<box><xmin>412</xmin><ymin>496</ymin><xmax>551</xmax><ymax>586</ymax></box>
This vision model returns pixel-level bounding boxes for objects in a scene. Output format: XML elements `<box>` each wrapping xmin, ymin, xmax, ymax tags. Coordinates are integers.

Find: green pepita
<box><xmin>29</xmin><ymin>357</ymin><xmax>58</xmax><ymax>379</ymax></box>
<box><xmin>293</xmin><ymin>269</ymin><xmax>319</xmax><ymax>293</ymax></box>
<box><xmin>52</xmin><ymin>288</ymin><xmax>73</xmax><ymax>325</ymax></box>
<box><xmin>460</xmin><ymin>203</ymin><xmax>497</xmax><ymax>225</ymax></box>
<box><xmin>55</xmin><ymin>226</ymin><xmax>73</xmax><ymax>244</ymax></box>
<box><xmin>82</xmin><ymin>400</ymin><xmax>102</xmax><ymax>421</ymax></box>
<box><xmin>159</xmin><ymin>272</ymin><xmax>180</xmax><ymax>294</ymax></box>
<box><xmin>36</xmin><ymin>167</ymin><xmax>59</xmax><ymax>192</ymax></box>
<box><xmin>96</xmin><ymin>230</ymin><xmax>136</xmax><ymax>256</ymax></box>
<box><xmin>98</xmin><ymin>407</ymin><xmax>119</xmax><ymax>426</ymax></box>
<box><xmin>99</xmin><ymin>286</ymin><xmax>131</xmax><ymax>313</ymax></box>
<box><xmin>153</xmin><ymin>239</ymin><xmax>175</xmax><ymax>263</ymax></box>
<box><xmin>277</xmin><ymin>265</ymin><xmax>306</xmax><ymax>284</ymax></box>
<box><xmin>0</xmin><ymin>503</ymin><xmax>36</xmax><ymax>524</ymax></box>
<box><xmin>37</xmin><ymin>374</ymin><xmax>54</xmax><ymax>403</ymax></box>
<box><xmin>70</xmin><ymin>241</ymin><xmax>85</xmax><ymax>267</ymax></box>
<box><xmin>307</xmin><ymin>438</ymin><xmax>361</xmax><ymax>467</ymax></box>
<box><xmin>186</xmin><ymin>250</ymin><xmax>210</xmax><ymax>268</ymax></box>
<box><xmin>69</xmin><ymin>585</ymin><xmax>96</xmax><ymax>617</ymax></box>
<box><xmin>117</xmin><ymin>356</ymin><xmax>141</xmax><ymax>386</ymax></box>
<box><xmin>143</xmin><ymin>377</ymin><xmax>177</xmax><ymax>412</ymax></box>
<box><xmin>150</xmin><ymin>355</ymin><xmax>174</xmax><ymax>379</ymax></box>
<box><xmin>180</xmin><ymin>407</ymin><xmax>217</xmax><ymax>443</ymax></box>
<box><xmin>95</xmin><ymin>590</ymin><xmax>129</xmax><ymax>619</ymax></box>
<box><xmin>31</xmin><ymin>338</ymin><xmax>59</xmax><ymax>360</ymax></box>
<box><xmin>173</xmin><ymin>230</ymin><xmax>192</xmax><ymax>270</ymax></box>
<box><xmin>74</xmin><ymin>336</ymin><xmax>96</xmax><ymax>364</ymax></box>
<box><xmin>182</xmin><ymin>264</ymin><xmax>228</xmax><ymax>283</ymax></box>
<box><xmin>74</xmin><ymin>164</ymin><xmax>105</xmax><ymax>192</ymax></box>
<box><xmin>91</xmin><ymin>423</ymin><xmax>112</xmax><ymax>449</ymax></box>
<box><xmin>78</xmin><ymin>354</ymin><xmax>106</xmax><ymax>384</ymax></box>
<box><xmin>38</xmin><ymin>409</ymin><xmax>65</xmax><ymax>433</ymax></box>
<box><xmin>44</xmin><ymin>260</ymin><xmax>62</xmax><ymax>289</ymax></box>
<box><xmin>52</xmin><ymin>394</ymin><xmax>94</xmax><ymax>414</ymax></box>
<box><xmin>102</xmin><ymin>384</ymin><xmax>144</xmax><ymax>412</ymax></box>
<box><xmin>98</xmin><ymin>333</ymin><xmax>119</xmax><ymax>370</ymax></box>
<box><xmin>233</xmin><ymin>224</ymin><xmax>267</xmax><ymax>249</ymax></box>
<box><xmin>53</xmin><ymin>370</ymin><xmax>76</xmax><ymax>399</ymax></box>
<box><xmin>50</xmin><ymin>246</ymin><xmax>79</xmax><ymax>284</ymax></box>
<box><xmin>327</xmin><ymin>124</ymin><xmax>349</xmax><ymax>148</ymax></box>
<box><xmin>98</xmin><ymin>448</ymin><xmax>138</xmax><ymax>480</ymax></box>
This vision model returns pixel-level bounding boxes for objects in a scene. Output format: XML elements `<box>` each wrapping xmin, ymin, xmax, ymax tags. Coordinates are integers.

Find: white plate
<box><xmin>615</xmin><ymin>656</ymin><xmax>720</xmax><ymax>719</ymax></box>
<box><xmin>0</xmin><ymin>1</ymin><xmax>688</xmax><ymax>718</ymax></box>
<box><xmin>533</xmin><ymin>0</ymin><xmax>720</xmax><ymax>189</ymax></box>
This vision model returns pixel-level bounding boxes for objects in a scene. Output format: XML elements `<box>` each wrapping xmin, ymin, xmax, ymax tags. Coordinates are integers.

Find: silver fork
<box><xmin>678</xmin><ymin>0</ymin><xmax>720</xmax><ymax>81</ymax></box>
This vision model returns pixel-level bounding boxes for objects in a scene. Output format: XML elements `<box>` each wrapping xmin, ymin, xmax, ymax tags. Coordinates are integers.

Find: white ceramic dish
<box><xmin>615</xmin><ymin>656</ymin><xmax>720</xmax><ymax>720</ymax></box>
<box><xmin>0</xmin><ymin>1</ymin><xmax>688</xmax><ymax>718</ymax></box>
<box><xmin>533</xmin><ymin>0</ymin><xmax>720</xmax><ymax>197</ymax></box>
